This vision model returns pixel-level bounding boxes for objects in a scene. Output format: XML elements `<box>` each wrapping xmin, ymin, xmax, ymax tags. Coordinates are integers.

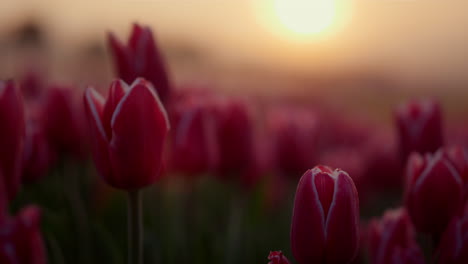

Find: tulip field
<box><xmin>0</xmin><ymin>22</ymin><xmax>467</xmax><ymax>264</ymax></box>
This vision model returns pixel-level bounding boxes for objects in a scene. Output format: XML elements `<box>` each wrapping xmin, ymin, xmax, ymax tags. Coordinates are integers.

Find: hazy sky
<box><xmin>1</xmin><ymin>0</ymin><xmax>468</xmax><ymax>84</ymax></box>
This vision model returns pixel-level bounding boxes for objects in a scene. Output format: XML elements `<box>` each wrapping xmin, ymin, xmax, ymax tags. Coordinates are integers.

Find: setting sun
<box><xmin>274</xmin><ymin>0</ymin><xmax>336</xmax><ymax>35</ymax></box>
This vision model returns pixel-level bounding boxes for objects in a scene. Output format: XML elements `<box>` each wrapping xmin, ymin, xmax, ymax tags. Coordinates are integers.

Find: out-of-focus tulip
<box><xmin>0</xmin><ymin>80</ymin><xmax>25</xmax><ymax>201</ymax></box>
<box><xmin>169</xmin><ymin>98</ymin><xmax>219</xmax><ymax>176</ymax></box>
<box><xmin>436</xmin><ymin>203</ymin><xmax>468</xmax><ymax>264</ymax></box>
<box><xmin>42</xmin><ymin>85</ymin><xmax>88</xmax><ymax>159</ymax></box>
<box><xmin>444</xmin><ymin>146</ymin><xmax>468</xmax><ymax>189</ymax></box>
<box><xmin>395</xmin><ymin>99</ymin><xmax>443</xmax><ymax>161</ymax></box>
<box><xmin>368</xmin><ymin>208</ymin><xmax>425</xmax><ymax>264</ymax></box>
<box><xmin>268</xmin><ymin>106</ymin><xmax>319</xmax><ymax>178</ymax></box>
<box><xmin>290</xmin><ymin>166</ymin><xmax>360</xmax><ymax>264</ymax></box>
<box><xmin>267</xmin><ymin>251</ymin><xmax>291</xmax><ymax>264</ymax></box>
<box><xmin>405</xmin><ymin>150</ymin><xmax>464</xmax><ymax>235</ymax></box>
<box><xmin>0</xmin><ymin>205</ymin><xmax>47</xmax><ymax>264</ymax></box>
<box><xmin>19</xmin><ymin>68</ymin><xmax>45</xmax><ymax>101</ymax></box>
<box><xmin>108</xmin><ymin>23</ymin><xmax>171</xmax><ymax>103</ymax></box>
<box><xmin>84</xmin><ymin>78</ymin><xmax>170</xmax><ymax>190</ymax></box>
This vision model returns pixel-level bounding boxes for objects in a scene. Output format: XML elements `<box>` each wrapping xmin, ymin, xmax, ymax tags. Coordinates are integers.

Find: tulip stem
<box><xmin>128</xmin><ymin>190</ymin><xmax>143</xmax><ymax>264</ymax></box>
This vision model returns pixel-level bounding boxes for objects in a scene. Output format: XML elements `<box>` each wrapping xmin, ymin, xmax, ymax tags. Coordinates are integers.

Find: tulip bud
<box><xmin>42</xmin><ymin>86</ymin><xmax>88</xmax><ymax>159</ymax></box>
<box><xmin>0</xmin><ymin>80</ymin><xmax>25</xmax><ymax>201</ymax></box>
<box><xmin>395</xmin><ymin>99</ymin><xmax>443</xmax><ymax>161</ymax></box>
<box><xmin>444</xmin><ymin>146</ymin><xmax>468</xmax><ymax>189</ymax></box>
<box><xmin>268</xmin><ymin>251</ymin><xmax>291</xmax><ymax>264</ymax></box>
<box><xmin>368</xmin><ymin>208</ymin><xmax>425</xmax><ymax>264</ymax></box>
<box><xmin>290</xmin><ymin>166</ymin><xmax>360</xmax><ymax>264</ymax></box>
<box><xmin>405</xmin><ymin>150</ymin><xmax>464</xmax><ymax>235</ymax></box>
<box><xmin>108</xmin><ymin>23</ymin><xmax>171</xmax><ymax>103</ymax></box>
<box><xmin>84</xmin><ymin>78</ymin><xmax>170</xmax><ymax>190</ymax></box>
<box><xmin>0</xmin><ymin>205</ymin><xmax>47</xmax><ymax>264</ymax></box>
<box><xmin>436</xmin><ymin>203</ymin><xmax>468</xmax><ymax>264</ymax></box>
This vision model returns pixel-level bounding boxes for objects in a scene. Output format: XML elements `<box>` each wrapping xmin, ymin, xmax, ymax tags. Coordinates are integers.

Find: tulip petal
<box><xmin>102</xmin><ymin>80</ymin><xmax>128</xmax><ymax>139</ymax></box>
<box><xmin>108</xmin><ymin>32</ymin><xmax>134</xmax><ymax>83</ymax></box>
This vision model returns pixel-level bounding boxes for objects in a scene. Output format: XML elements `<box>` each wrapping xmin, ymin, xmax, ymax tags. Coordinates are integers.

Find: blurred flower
<box><xmin>444</xmin><ymin>146</ymin><xmax>468</xmax><ymax>189</ymax></box>
<box><xmin>268</xmin><ymin>106</ymin><xmax>319</xmax><ymax>178</ymax></box>
<box><xmin>168</xmin><ymin>98</ymin><xmax>219</xmax><ymax>176</ymax></box>
<box><xmin>108</xmin><ymin>23</ymin><xmax>171</xmax><ymax>103</ymax></box>
<box><xmin>84</xmin><ymin>78</ymin><xmax>170</xmax><ymax>190</ymax></box>
<box><xmin>405</xmin><ymin>150</ymin><xmax>464</xmax><ymax>235</ymax></box>
<box><xmin>19</xmin><ymin>68</ymin><xmax>45</xmax><ymax>101</ymax></box>
<box><xmin>290</xmin><ymin>166</ymin><xmax>359</xmax><ymax>264</ymax></box>
<box><xmin>42</xmin><ymin>85</ymin><xmax>88</xmax><ymax>159</ymax></box>
<box><xmin>436</xmin><ymin>202</ymin><xmax>468</xmax><ymax>264</ymax></box>
<box><xmin>0</xmin><ymin>80</ymin><xmax>25</xmax><ymax>201</ymax></box>
<box><xmin>395</xmin><ymin>99</ymin><xmax>443</xmax><ymax>161</ymax></box>
<box><xmin>368</xmin><ymin>208</ymin><xmax>425</xmax><ymax>264</ymax></box>
<box><xmin>0</xmin><ymin>205</ymin><xmax>47</xmax><ymax>264</ymax></box>
<box><xmin>268</xmin><ymin>251</ymin><xmax>291</xmax><ymax>264</ymax></box>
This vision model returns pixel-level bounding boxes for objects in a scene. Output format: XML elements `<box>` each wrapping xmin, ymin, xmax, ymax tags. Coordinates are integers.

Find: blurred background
<box><xmin>2</xmin><ymin>1</ymin><xmax>468</xmax><ymax>264</ymax></box>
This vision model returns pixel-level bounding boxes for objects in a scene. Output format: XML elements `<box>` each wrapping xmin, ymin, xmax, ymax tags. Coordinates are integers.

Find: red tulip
<box><xmin>444</xmin><ymin>146</ymin><xmax>468</xmax><ymax>189</ymax></box>
<box><xmin>42</xmin><ymin>86</ymin><xmax>88</xmax><ymax>159</ymax></box>
<box><xmin>395</xmin><ymin>99</ymin><xmax>443</xmax><ymax>161</ymax></box>
<box><xmin>84</xmin><ymin>78</ymin><xmax>170</xmax><ymax>190</ymax></box>
<box><xmin>168</xmin><ymin>98</ymin><xmax>219</xmax><ymax>176</ymax></box>
<box><xmin>405</xmin><ymin>150</ymin><xmax>464</xmax><ymax>235</ymax></box>
<box><xmin>268</xmin><ymin>251</ymin><xmax>291</xmax><ymax>264</ymax></box>
<box><xmin>290</xmin><ymin>166</ymin><xmax>360</xmax><ymax>264</ymax></box>
<box><xmin>0</xmin><ymin>205</ymin><xmax>47</xmax><ymax>264</ymax></box>
<box><xmin>0</xmin><ymin>80</ymin><xmax>25</xmax><ymax>201</ymax></box>
<box><xmin>108</xmin><ymin>23</ymin><xmax>171</xmax><ymax>103</ymax></box>
<box><xmin>368</xmin><ymin>208</ymin><xmax>425</xmax><ymax>264</ymax></box>
<box><xmin>436</xmin><ymin>203</ymin><xmax>468</xmax><ymax>264</ymax></box>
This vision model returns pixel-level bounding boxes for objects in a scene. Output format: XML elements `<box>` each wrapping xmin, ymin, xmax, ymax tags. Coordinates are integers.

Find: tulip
<box><xmin>84</xmin><ymin>78</ymin><xmax>169</xmax><ymax>264</ymax></box>
<box><xmin>0</xmin><ymin>80</ymin><xmax>25</xmax><ymax>201</ymax></box>
<box><xmin>108</xmin><ymin>23</ymin><xmax>171</xmax><ymax>103</ymax></box>
<box><xmin>0</xmin><ymin>205</ymin><xmax>47</xmax><ymax>264</ymax></box>
<box><xmin>404</xmin><ymin>150</ymin><xmax>464</xmax><ymax>236</ymax></box>
<box><xmin>368</xmin><ymin>208</ymin><xmax>425</xmax><ymax>264</ymax></box>
<box><xmin>42</xmin><ymin>86</ymin><xmax>88</xmax><ymax>159</ymax></box>
<box><xmin>290</xmin><ymin>166</ymin><xmax>360</xmax><ymax>264</ymax></box>
<box><xmin>395</xmin><ymin>99</ymin><xmax>443</xmax><ymax>161</ymax></box>
<box><xmin>444</xmin><ymin>146</ymin><xmax>468</xmax><ymax>189</ymax></box>
<box><xmin>436</xmin><ymin>203</ymin><xmax>468</xmax><ymax>264</ymax></box>
<box><xmin>268</xmin><ymin>251</ymin><xmax>291</xmax><ymax>264</ymax></box>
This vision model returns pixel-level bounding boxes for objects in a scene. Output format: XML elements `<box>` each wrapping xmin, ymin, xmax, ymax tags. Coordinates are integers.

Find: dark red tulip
<box><xmin>169</xmin><ymin>98</ymin><xmax>219</xmax><ymax>176</ymax></box>
<box><xmin>405</xmin><ymin>150</ymin><xmax>464</xmax><ymax>235</ymax></box>
<box><xmin>395</xmin><ymin>99</ymin><xmax>443</xmax><ymax>161</ymax></box>
<box><xmin>436</xmin><ymin>203</ymin><xmax>468</xmax><ymax>264</ymax></box>
<box><xmin>268</xmin><ymin>251</ymin><xmax>291</xmax><ymax>264</ymax></box>
<box><xmin>444</xmin><ymin>146</ymin><xmax>468</xmax><ymax>189</ymax></box>
<box><xmin>368</xmin><ymin>208</ymin><xmax>425</xmax><ymax>264</ymax></box>
<box><xmin>268</xmin><ymin>106</ymin><xmax>319</xmax><ymax>178</ymax></box>
<box><xmin>0</xmin><ymin>205</ymin><xmax>47</xmax><ymax>264</ymax></box>
<box><xmin>290</xmin><ymin>166</ymin><xmax>360</xmax><ymax>264</ymax></box>
<box><xmin>84</xmin><ymin>78</ymin><xmax>170</xmax><ymax>190</ymax></box>
<box><xmin>108</xmin><ymin>23</ymin><xmax>171</xmax><ymax>103</ymax></box>
<box><xmin>0</xmin><ymin>80</ymin><xmax>25</xmax><ymax>201</ymax></box>
<box><xmin>42</xmin><ymin>85</ymin><xmax>88</xmax><ymax>159</ymax></box>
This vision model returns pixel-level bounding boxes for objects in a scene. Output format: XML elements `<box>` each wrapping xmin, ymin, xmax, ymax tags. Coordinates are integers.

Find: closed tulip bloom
<box><xmin>268</xmin><ymin>251</ymin><xmax>291</xmax><ymax>264</ymax></box>
<box><xmin>368</xmin><ymin>208</ymin><xmax>425</xmax><ymax>264</ymax></box>
<box><xmin>0</xmin><ymin>80</ymin><xmax>25</xmax><ymax>201</ymax></box>
<box><xmin>0</xmin><ymin>205</ymin><xmax>47</xmax><ymax>264</ymax></box>
<box><xmin>84</xmin><ymin>78</ymin><xmax>169</xmax><ymax>190</ymax></box>
<box><xmin>108</xmin><ymin>23</ymin><xmax>171</xmax><ymax>103</ymax></box>
<box><xmin>395</xmin><ymin>99</ymin><xmax>443</xmax><ymax>161</ymax></box>
<box><xmin>290</xmin><ymin>166</ymin><xmax>360</xmax><ymax>264</ymax></box>
<box><xmin>436</xmin><ymin>203</ymin><xmax>468</xmax><ymax>264</ymax></box>
<box><xmin>405</xmin><ymin>150</ymin><xmax>464</xmax><ymax>235</ymax></box>
<box><xmin>444</xmin><ymin>146</ymin><xmax>468</xmax><ymax>189</ymax></box>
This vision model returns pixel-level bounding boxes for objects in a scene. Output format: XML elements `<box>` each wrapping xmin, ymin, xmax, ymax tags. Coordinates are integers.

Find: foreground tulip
<box><xmin>0</xmin><ymin>80</ymin><xmax>25</xmax><ymax>201</ymax></box>
<box><xmin>0</xmin><ymin>205</ymin><xmax>47</xmax><ymax>264</ymax></box>
<box><xmin>84</xmin><ymin>78</ymin><xmax>169</xmax><ymax>264</ymax></box>
<box><xmin>395</xmin><ymin>99</ymin><xmax>443</xmax><ymax>161</ymax></box>
<box><xmin>368</xmin><ymin>208</ymin><xmax>425</xmax><ymax>264</ymax></box>
<box><xmin>290</xmin><ymin>166</ymin><xmax>360</xmax><ymax>264</ymax></box>
<box><xmin>405</xmin><ymin>150</ymin><xmax>464</xmax><ymax>236</ymax></box>
<box><xmin>436</xmin><ymin>203</ymin><xmax>468</xmax><ymax>264</ymax></box>
<box><xmin>108</xmin><ymin>23</ymin><xmax>171</xmax><ymax>103</ymax></box>
<box><xmin>268</xmin><ymin>251</ymin><xmax>291</xmax><ymax>264</ymax></box>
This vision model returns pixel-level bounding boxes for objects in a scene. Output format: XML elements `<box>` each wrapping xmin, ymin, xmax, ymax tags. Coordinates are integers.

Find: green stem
<box><xmin>128</xmin><ymin>190</ymin><xmax>143</xmax><ymax>264</ymax></box>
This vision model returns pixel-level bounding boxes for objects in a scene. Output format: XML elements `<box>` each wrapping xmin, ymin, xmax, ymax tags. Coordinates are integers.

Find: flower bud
<box><xmin>268</xmin><ymin>251</ymin><xmax>291</xmax><ymax>264</ymax></box>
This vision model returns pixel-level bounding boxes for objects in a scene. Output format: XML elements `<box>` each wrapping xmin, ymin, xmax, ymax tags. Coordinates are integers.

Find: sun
<box><xmin>273</xmin><ymin>0</ymin><xmax>336</xmax><ymax>35</ymax></box>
